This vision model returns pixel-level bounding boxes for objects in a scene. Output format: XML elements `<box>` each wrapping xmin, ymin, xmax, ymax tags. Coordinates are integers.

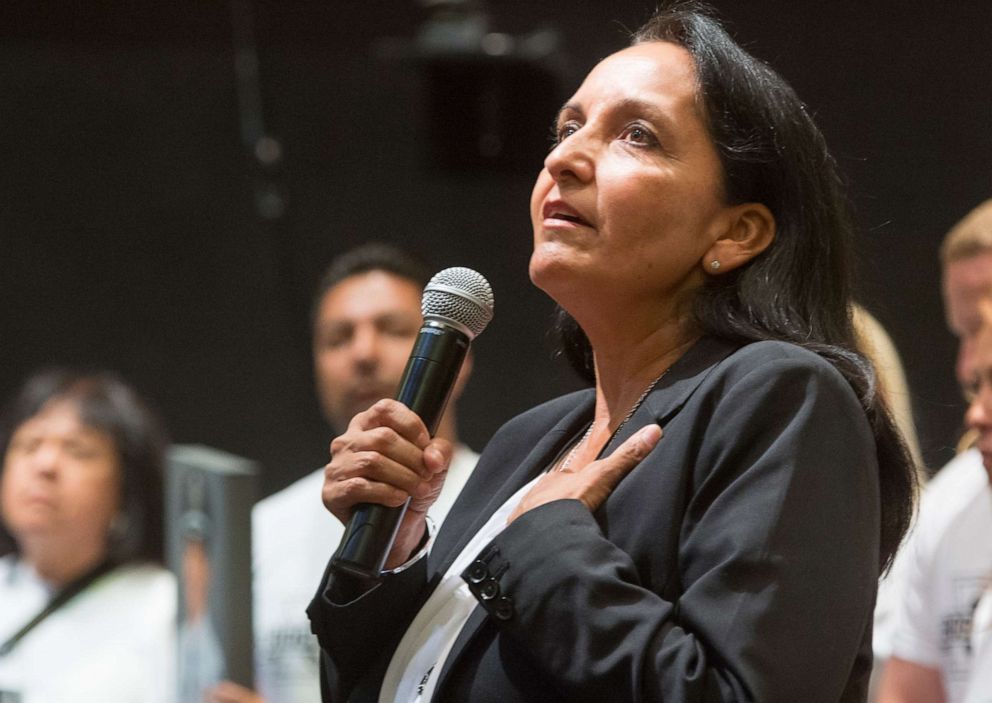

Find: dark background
<box><xmin>2</xmin><ymin>0</ymin><xmax>990</xmax><ymax>499</ymax></box>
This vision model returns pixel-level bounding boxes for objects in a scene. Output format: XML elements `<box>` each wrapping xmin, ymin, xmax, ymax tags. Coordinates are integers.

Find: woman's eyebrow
<box><xmin>554</xmin><ymin>102</ymin><xmax>583</xmax><ymax>124</ymax></box>
<box><xmin>611</xmin><ymin>97</ymin><xmax>676</xmax><ymax>129</ymax></box>
<box><xmin>556</xmin><ymin>97</ymin><xmax>678</xmax><ymax>132</ymax></box>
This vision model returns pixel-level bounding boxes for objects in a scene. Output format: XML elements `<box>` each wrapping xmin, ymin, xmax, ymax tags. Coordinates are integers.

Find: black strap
<box><xmin>0</xmin><ymin>558</ymin><xmax>115</xmax><ymax>657</ymax></box>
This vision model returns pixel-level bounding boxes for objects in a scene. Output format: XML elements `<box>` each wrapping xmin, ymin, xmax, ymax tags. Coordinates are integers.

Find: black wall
<box><xmin>2</xmin><ymin>1</ymin><xmax>990</xmax><ymax>498</ymax></box>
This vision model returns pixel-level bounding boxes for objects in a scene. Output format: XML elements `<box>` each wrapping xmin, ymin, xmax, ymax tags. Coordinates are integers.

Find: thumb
<box><xmin>578</xmin><ymin>424</ymin><xmax>663</xmax><ymax>513</ymax></box>
<box><xmin>596</xmin><ymin>424</ymin><xmax>663</xmax><ymax>484</ymax></box>
<box><xmin>424</xmin><ymin>439</ymin><xmax>453</xmax><ymax>475</ymax></box>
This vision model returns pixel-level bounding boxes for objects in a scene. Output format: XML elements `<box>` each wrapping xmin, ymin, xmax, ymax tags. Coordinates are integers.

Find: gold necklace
<box><xmin>558</xmin><ymin>368</ymin><xmax>669</xmax><ymax>472</ymax></box>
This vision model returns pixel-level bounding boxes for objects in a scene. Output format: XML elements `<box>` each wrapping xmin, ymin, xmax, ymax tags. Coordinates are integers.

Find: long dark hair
<box><xmin>0</xmin><ymin>369</ymin><xmax>168</xmax><ymax>564</ymax></box>
<box><xmin>554</xmin><ymin>2</ymin><xmax>915</xmax><ymax>572</ymax></box>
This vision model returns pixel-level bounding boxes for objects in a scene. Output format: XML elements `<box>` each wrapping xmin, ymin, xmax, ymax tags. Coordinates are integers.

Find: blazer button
<box><xmin>466</xmin><ymin>560</ymin><xmax>488</xmax><ymax>584</ymax></box>
<box><xmin>493</xmin><ymin>596</ymin><xmax>514</xmax><ymax>621</ymax></box>
<box><xmin>479</xmin><ymin>578</ymin><xmax>500</xmax><ymax>601</ymax></box>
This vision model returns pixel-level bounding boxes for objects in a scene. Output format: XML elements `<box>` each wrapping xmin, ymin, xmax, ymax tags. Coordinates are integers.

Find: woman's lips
<box><xmin>22</xmin><ymin>492</ymin><xmax>57</xmax><ymax>510</ymax></box>
<box><xmin>542</xmin><ymin>200</ymin><xmax>592</xmax><ymax>227</ymax></box>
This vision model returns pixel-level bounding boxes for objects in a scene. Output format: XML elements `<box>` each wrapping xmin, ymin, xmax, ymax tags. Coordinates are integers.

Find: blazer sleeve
<box><xmin>462</xmin><ymin>354</ymin><xmax>881</xmax><ymax>702</ymax></box>
<box><xmin>307</xmin><ymin>554</ymin><xmax>429</xmax><ymax>702</ymax></box>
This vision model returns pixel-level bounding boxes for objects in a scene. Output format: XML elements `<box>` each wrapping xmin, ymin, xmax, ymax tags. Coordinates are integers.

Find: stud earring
<box><xmin>709</xmin><ymin>260</ymin><xmax>721</xmax><ymax>271</ymax></box>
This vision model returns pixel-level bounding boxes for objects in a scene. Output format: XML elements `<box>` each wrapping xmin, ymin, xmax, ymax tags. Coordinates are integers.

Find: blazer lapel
<box><xmin>606</xmin><ymin>335</ymin><xmax>740</xmax><ymax>451</ymax></box>
<box><xmin>429</xmin><ymin>392</ymin><xmax>595</xmax><ymax>699</ymax></box>
<box><xmin>428</xmin><ymin>336</ymin><xmax>738</xmax><ymax>700</ymax></box>
<box><xmin>431</xmin><ymin>390</ymin><xmax>596</xmax><ymax>578</ymax></box>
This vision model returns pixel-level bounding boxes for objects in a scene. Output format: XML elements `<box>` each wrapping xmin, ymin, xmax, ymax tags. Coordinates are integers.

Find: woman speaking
<box><xmin>308</xmin><ymin>4</ymin><xmax>917</xmax><ymax>701</ymax></box>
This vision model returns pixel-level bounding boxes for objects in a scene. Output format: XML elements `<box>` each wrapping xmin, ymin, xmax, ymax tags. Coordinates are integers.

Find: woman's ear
<box><xmin>702</xmin><ymin>202</ymin><xmax>776</xmax><ymax>275</ymax></box>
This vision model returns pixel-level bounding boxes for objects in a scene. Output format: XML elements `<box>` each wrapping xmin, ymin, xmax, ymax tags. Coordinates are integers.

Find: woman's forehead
<box><xmin>589</xmin><ymin>42</ymin><xmax>695</xmax><ymax>90</ymax></box>
<box><xmin>566</xmin><ymin>42</ymin><xmax>700</xmax><ymax>118</ymax></box>
<box><xmin>20</xmin><ymin>398</ymin><xmax>105</xmax><ymax>440</ymax></box>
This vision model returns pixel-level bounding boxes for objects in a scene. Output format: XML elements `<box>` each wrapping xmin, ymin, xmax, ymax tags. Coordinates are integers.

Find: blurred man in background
<box><xmin>211</xmin><ymin>243</ymin><xmax>479</xmax><ymax>703</ymax></box>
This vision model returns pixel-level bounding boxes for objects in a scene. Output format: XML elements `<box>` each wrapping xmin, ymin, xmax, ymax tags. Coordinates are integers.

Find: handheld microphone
<box><xmin>330</xmin><ymin>267</ymin><xmax>494</xmax><ymax>580</ymax></box>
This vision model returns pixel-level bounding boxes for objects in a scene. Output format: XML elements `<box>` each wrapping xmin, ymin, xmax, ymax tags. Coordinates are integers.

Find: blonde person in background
<box><xmin>852</xmin><ymin>304</ymin><xmax>923</xmax><ymax>473</ymax></box>
<box><xmin>877</xmin><ymin>199</ymin><xmax>992</xmax><ymax>703</ymax></box>
<box><xmin>0</xmin><ymin>369</ymin><xmax>175</xmax><ymax>703</ymax></box>
<box><xmin>858</xmin><ymin>301</ymin><xmax>924</xmax><ymax>701</ymax></box>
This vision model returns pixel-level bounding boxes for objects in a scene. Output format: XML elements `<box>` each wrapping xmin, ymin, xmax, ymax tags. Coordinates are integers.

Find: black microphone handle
<box><xmin>330</xmin><ymin>322</ymin><xmax>470</xmax><ymax>580</ymax></box>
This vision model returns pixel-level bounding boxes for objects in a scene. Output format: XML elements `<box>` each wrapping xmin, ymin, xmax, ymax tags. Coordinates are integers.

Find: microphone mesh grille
<box><xmin>422</xmin><ymin>267</ymin><xmax>494</xmax><ymax>338</ymax></box>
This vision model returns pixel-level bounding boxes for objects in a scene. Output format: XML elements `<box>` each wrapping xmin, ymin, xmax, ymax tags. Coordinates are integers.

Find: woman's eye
<box><xmin>66</xmin><ymin>443</ymin><xmax>100</xmax><ymax>461</ymax></box>
<box><xmin>552</xmin><ymin>122</ymin><xmax>579</xmax><ymax>145</ymax></box>
<box><xmin>622</xmin><ymin>124</ymin><xmax>656</xmax><ymax>146</ymax></box>
<box><xmin>9</xmin><ymin>436</ymin><xmax>40</xmax><ymax>455</ymax></box>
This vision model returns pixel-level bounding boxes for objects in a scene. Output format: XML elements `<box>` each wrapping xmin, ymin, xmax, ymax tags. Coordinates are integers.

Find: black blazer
<box><xmin>309</xmin><ymin>337</ymin><xmax>880</xmax><ymax>702</ymax></box>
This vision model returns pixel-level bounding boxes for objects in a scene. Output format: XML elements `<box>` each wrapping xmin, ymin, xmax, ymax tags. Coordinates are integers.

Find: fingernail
<box><xmin>638</xmin><ymin>424</ymin><xmax>663</xmax><ymax>445</ymax></box>
<box><xmin>425</xmin><ymin>446</ymin><xmax>445</xmax><ymax>472</ymax></box>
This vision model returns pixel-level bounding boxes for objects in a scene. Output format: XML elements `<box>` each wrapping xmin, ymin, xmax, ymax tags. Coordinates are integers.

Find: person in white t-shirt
<box><xmin>209</xmin><ymin>244</ymin><xmax>479</xmax><ymax>703</ymax></box>
<box><xmin>0</xmin><ymin>369</ymin><xmax>176</xmax><ymax>703</ymax></box>
<box><xmin>878</xmin><ymin>200</ymin><xmax>992</xmax><ymax>702</ymax></box>
<box><xmin>963</xmin><ymin>586</ymin><xmax>992</xmax><ymax>703</ymax></box>
<box><xmin>879</xmin><ymin>448</ymin><xmax>992</xmax><ymax>702</ymax></box>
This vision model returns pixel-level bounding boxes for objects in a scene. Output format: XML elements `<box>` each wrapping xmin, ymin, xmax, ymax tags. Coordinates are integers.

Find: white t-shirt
<box><xmin>887</xmin><ymin>449</ymin><xmax>992</xmax><ymax>702</ymax></box>
<box><xmin>378</xmin><ymin>473</ymin><xmax>540</xmax><ymax>703</ymax></box>
<box><xmin>963</xmin><ymin>586</ymin><xmax>992</xmax><ymax>703</ymax></box>
<box><xmin>0</xmin><ymin>556</ymin><xmax>177</xmax><ymax>703</ymax></box>
<box><xmin>251</xmin><ymin>445</ymin><xmax>479</xmax><ymax>703</ymax></box>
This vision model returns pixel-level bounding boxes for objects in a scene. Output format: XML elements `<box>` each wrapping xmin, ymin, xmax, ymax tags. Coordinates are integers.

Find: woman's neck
<box><xmin>560</xmin><ymin>313</ymin><xmax>698</xmax><ymax>472</ymax></box>
<box><xmin>591</xmin><ymin>333</ymin><xmax>696</xmax><ymax>431</ymax></box>
<box><xmin>21</xmin><ymin>536</ymin><xmax>109</xmax><ymax>589</ymax></box>
<box><xmin>580</xmin><ymin>299</ymin><xmax>697</xmax><ymax>424</ymax></box>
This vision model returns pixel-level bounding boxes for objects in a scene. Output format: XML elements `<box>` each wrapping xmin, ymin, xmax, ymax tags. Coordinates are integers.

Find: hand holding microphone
<box><xmin>322</xmin><ymin>399</ymin><xmax>450</xmax><ymax>571</ymax></box>
<box><xmin>324</xmin><ymin>268</ymin><xmax>493</xmax><ymax>580</ymax></box>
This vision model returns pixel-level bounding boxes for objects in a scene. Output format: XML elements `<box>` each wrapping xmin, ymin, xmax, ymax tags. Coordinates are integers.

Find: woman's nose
<box><xmin>29</xmin><ymin>442</ymin><xmax>61</xmax><ymax>477</ymax></box>
<box><xmin>544</xmin><ymin>130</ymin><xmax>595</xmax><ymax>184</ymax></box>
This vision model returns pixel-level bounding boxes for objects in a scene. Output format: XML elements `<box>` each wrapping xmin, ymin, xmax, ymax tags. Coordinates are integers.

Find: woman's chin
<box><xmin>528</xmin><ymin>251</ymin><xmax>568</xmax><ymax>295</ymax></box>
<box><xmin>530</xmin><ymin>259</ymin><xmax>593</xmax><ymax>316</ymax></box>
<box><xmin>530</xmin><ymin>242</ymin><xmax>582</xmax><ymax>284</ymax></box>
